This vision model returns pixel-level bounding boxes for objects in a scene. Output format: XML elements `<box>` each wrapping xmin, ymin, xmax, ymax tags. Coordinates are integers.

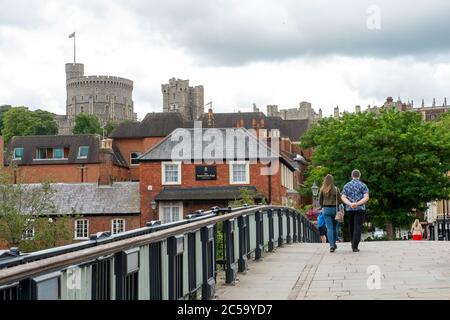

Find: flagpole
<box><xmin>74</xmin><ymin>33</ymin><xmax>76</xmax><ymax>63</ymax></box>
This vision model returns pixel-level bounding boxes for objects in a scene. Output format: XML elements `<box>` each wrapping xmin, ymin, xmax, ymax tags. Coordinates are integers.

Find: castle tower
<box><xmin>334</xmin><ymin>106</ymin><xmax>340</xmax><ymax>118</ymax></box>
<box><xmin>162</xmin><ymin>78</ymin><xmax>204</xmax><ymax>120</ymax></box>
<box><xmin>65</xmin><ymin>63</ymin><xmax>84</xmax><ymax>80</ymax></box>
<box><xmin>355</xmin><ymin>105</ymin><xmax>361</xmax><ymax>113</ymax></box>
<box><xmin>58</xmin><ymin>61</ymin><xmax>136</xmax><ymax>134</ymax></box>
<box><xmin>266</xmin><ymin>105</ymin><xmax>279</xmax><ymax>117</ymax></box>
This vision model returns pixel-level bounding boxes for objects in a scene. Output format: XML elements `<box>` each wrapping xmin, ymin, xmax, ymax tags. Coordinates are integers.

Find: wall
<box><xmin>114</xmin><ymin>137</ymin><xmax>164</xmax><ymax>180</ymax></box>
<box><xmin>139</xmin><ymin>161</ymin><xmax>286</xmax><ymax>225</ymax></box>
<box><xmin>72</xmin><ymin>215</ymin><xmax>141</xmax><ymax>239</ymax></box>
<box><xmin>5</xmin><ymin>163</ymin><xmax>129</xmax><ymax>184</ymax></box>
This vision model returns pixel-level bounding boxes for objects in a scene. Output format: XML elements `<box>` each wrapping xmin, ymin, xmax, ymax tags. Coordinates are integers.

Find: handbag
<box><xmin>335</xmin><ymin>187</ymin><xmax>345</xmax><ymax>222</ymax></box>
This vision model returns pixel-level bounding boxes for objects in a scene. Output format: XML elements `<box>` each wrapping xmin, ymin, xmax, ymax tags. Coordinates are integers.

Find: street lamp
<box><xmin>311</xmin><ymin>181</ymin><xmax>319</xmax><ymax>208</ymax></box>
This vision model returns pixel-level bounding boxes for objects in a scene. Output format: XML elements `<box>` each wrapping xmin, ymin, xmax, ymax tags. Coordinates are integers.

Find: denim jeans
<box><xmin>323</xmin><ymin>207</ymin><xmax>337</xmax><ymax>248</ymax></box>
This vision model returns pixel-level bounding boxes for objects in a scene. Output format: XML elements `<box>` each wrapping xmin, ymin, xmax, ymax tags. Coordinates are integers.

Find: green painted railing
<box><xmin>0</xmin><ymin>205</ymin><xmax>320</xmax><ymax>300</ymax></box>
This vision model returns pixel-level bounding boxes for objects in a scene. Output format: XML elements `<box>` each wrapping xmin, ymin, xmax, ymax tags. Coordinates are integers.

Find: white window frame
<box><xmin>162</xmin><ymin>161</ymin><xmax>182</xmax><ymax>185</ymax></box>
<box><xmin>78</xmin><ymin>146</ymin><xmax>89</xmax><ymax>159</ymax></box>
<box><xmin>13</xmin><ymin>148</ymin><xmax>24</xmax><ymax>160</ymax></box>
<box><xmin>74</xmin><ymin>219</ymin><xmax>89</xmax><ymax>240</ymax></box>
<box><xmin>229</xmin><ymin>161</ymin><xmax>250</xmax><ymax>185</ymax></box>
<box><xmin>130</xmin><ymin>152</ymin><xmax>142</xmax><ymax>166</ymax></box>
<box><xmin>22</xmin><ymin>219</ymin><xmax>35</xmax><ymax>240</ymax></box>
<box><xmin>111</xmin><ymin>219</ymin><xmax>125</xmax><ymax>235</ymax></box>
<box><xmin>158</xmin><ymin>202</ymin><xmax>183</xmax><ymax>224</ymax></box>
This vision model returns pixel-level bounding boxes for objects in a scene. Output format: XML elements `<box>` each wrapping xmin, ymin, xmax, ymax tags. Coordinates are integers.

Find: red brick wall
<box><xmin>114</xmin><ymin>137</ymin><xmax>164</xmax><ymax>180</ymax></box>
<box><xmin>139</xmin><ymin>161</ymin><xmax>287</xmax><ymax>225</ymax></box>
<box><xmin>72</xmin><ymin>215</ymin><xmax>141</xmax><ymax>238</ymax></box>
<box><xmin>0</xmin><ymin>215</ymin><xmax>141</xmax><ymax>250</ymax></box>
<box><xmin>5</xmin><ymin>163</ymin><xmax>129</xmax><ymax>184</ymax></box>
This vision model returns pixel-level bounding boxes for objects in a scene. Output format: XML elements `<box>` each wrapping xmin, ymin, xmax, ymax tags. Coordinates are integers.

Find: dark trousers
<box><xmin>346</xmin><ymin>210</ymin><xmax>365</xmax><ymax>249</ymax></box>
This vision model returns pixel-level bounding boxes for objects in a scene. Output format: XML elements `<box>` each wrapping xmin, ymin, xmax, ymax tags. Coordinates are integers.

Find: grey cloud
<box><xmin>127</xmin><ymin>0</ymin><xmax>450</xmax><ymax>65</ymax></box>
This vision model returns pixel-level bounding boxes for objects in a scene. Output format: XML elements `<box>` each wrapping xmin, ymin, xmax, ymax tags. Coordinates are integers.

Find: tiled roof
<box><xmin>110</xmin><ymin>111</ymin><xmax>310</xmax><ymax>142</ymax></box>
<box><xmin>139</xmin><ymin>128</ymin><xmax>278</xmax><ymax>162</ymax></box>
<box><xmin>21</xmin><ymin>182</ymin><xmax>140</xmax><ymax>215</ymax></box>
<box><xmin>110</xmin><ymin>112</ymin><xmax>194</xmax><ymax>138</ymax></box>
<box><xmin>201</xmin><ymin>112</ymin><xmax>310</xmax><ymax>142</ymax></box>
<box><xmin>4</xmin><ymin>134</ymin><xmax>128</xmax><ymax>167</ymax></box>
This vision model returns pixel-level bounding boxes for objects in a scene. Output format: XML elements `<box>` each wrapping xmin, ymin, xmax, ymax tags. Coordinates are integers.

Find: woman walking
<box><xmin>411</xmin><ymin>219</ymin><xmax>423</xmax><ymax>241</ymax></box>
<box><xmin>319</xmin><ymin>174</ymin><xmax>342</xmax><ymax>252</ymax></box>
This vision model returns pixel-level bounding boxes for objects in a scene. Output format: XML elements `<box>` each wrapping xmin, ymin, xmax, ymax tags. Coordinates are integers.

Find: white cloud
<box><xmin>1</xmin><ymin>0</ymin><xmax>450</xmax><ymax>120</ymax></box>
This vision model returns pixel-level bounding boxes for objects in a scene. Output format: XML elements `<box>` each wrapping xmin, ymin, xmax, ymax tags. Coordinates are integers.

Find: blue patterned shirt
<box><xmin>341</xmin><ymin>179</ymin><xmax>369</xmax><ymax>211</ymax></box>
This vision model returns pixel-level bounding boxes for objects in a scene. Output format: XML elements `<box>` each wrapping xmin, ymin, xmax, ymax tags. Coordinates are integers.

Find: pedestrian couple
<box><xmin>318</xmin><ymin>169</ymin><xmax>369</xmax><ymax>253</ymax></box>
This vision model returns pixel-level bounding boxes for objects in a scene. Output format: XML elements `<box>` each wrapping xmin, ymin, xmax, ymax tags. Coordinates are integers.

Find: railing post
<box><xmin>255</xmin><ymin>210</ymin><xmax>263</xmax><ymax>260</ymax></box>
<box><xmin>224</xmin><ymin>219</ymin><xmax>237</xmax><ymax>284</ymax></box>
<box><xmin>114</xmin><ymin>248</ymin><xmax>140</xmax><ymax>300</ymax></box>
<box><xmin>201</xmin><ymin>225</ymin><xmax>215</xmax><ymax>300</ymax></box>
<box><xmin>292</xmin><ymin>211</ymin><xmax>298</xmax><ymax>243</ymax></box>
<box><xmin>277</xmin><ymin>209</ymin><xmax>283</xmax><ymax>247</ymax></box>
<box><xmin>168</xmin><ymin>235</ymin><xmax>184</xmax><ymax>300</ymax></box>
<box><xmin>238</xmin><ymin>215</ymin><xmax>248</xmax><ymax>272</ymax></box>
<box><xmin>286</xmin><ymin>209</ymin><xmax>292</xmax><ymax>244</ymax></box>
<box><xmin>149</xmin><ymin>242</ymin><xmax>162</xmax><ymax>300</ymax></box>
<box><xmin>267</xmin><ymin>209</ymin><xmax>274</xmax><ymax>252</ymax></box>
<box><xmin>302</xmin><ymin>216</ymin><xmax>308</xmax><ymax>242</ymax></box>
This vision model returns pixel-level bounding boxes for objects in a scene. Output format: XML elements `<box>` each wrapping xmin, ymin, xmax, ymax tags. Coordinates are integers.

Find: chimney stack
<box><xmin>98</xmin><ymin>138</ymin><xmax>114</xmax><ymax>186</ymax></box>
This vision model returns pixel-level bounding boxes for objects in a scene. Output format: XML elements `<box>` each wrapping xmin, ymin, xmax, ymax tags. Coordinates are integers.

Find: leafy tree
<box><xmin>32</xmin><ymin>109</ymin><xmax>59</xmax><ymax>136</ymax></box>
<box><xmin>0</xmin><ymin>105</ymin><xmax>12</xmax><ymax>133</ymax></box>
<box><xmin>72</xmin><ymin>113</ymin><xmax>102</xmax><ymax>135</ymax></box>
<box><xmin>1</xmin><ymin>107</ymin><xmax>58</xmax><ymax>143</ymax></box>
<box><xmin>104</xmin><ymin>120</ymin><xmax>118</xmax><ymax>137</ymax></box>
<box><xmin>301</xmin><ymin>110</ymin><xmax>450</xmax><ymax>239</ymax></box>
<box><xmin>229</xmin><ymin>188</ymin><xmax>257</xmax><ymax>208</ymax></box>
<box><xmin>0</xmin><ymin>165</ymin><xmax>72</xmax><ymax>251</ymax></box>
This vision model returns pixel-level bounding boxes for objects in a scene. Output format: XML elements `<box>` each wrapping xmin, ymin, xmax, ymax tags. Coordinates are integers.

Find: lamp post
<box><xmin>311</xmin><ymin>181</ymin><xmax>319</xmax><ymax>209</ymax></box>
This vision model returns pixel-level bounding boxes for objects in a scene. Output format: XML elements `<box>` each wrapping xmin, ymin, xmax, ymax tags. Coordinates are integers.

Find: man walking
<box><xmin>341</xmin><ymin>169</ymin><xmax>369</xmax><ymax>252</ymax></box>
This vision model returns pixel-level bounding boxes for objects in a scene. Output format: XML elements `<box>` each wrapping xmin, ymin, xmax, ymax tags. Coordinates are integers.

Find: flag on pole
<box><xmin>68</xmin><ymin>32</ymin><xmax>75</xmax><ymax>38</ymax></box>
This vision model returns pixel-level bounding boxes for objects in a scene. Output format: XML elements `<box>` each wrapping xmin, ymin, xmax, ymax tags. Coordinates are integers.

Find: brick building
<box><xmin>2</xmin><ymin>135</ymin><xmax>130</xmax><ymax>184</ymax></box>
<box><xmin>110</xmin><ymin>113</ymin><xmax>193</xmax><ymax>181</ymax></box>
<box><xmin>0</xmin><ymin>182</ymin><xmax>140</xmax><ymax>249</ymax></box>
<box><xmin>138</xmin><ymin>128</ymin><xmax>303</xmax><ymax>225</ymax></box>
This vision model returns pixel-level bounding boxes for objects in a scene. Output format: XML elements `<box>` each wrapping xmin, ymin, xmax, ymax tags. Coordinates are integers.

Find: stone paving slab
<box><xmin>215</xmin><ymin>241</ymin><xmax>450</xmax><ymax>300</ymax></box>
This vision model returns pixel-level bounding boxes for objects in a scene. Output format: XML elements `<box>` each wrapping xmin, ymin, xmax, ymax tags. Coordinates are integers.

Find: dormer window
<box><xmin>78</xmin><ymin>146</ymin><xmax>89</xmax><ymax>159</ymax></box>
<box><xmin>13</xmin><ymin>148</ymin><xmax>24</xmax><ymax>160</ymax></box>
<box><xmin>34</xmin><ymin>147</ymin><xmax>68</xmax><ymax>160</ymax></box>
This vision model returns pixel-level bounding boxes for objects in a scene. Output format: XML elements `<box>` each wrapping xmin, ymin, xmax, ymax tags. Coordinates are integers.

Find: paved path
<box><xmin>215</xmin><ymin>241</ymin><xmax>450</xmax><ymax>300</ymax></box>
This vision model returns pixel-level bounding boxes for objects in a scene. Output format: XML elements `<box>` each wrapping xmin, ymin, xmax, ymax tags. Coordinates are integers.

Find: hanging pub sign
<box><xmin>195</xmin><ymin>165</ymin><xmax>217</xmax><ymax>180</ymax></box>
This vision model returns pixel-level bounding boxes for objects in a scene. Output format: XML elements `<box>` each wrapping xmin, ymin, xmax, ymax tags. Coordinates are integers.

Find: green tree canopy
<box><xmin>300</xmin><ymin>110</ymin><xmax>450</xmax><ymax>238</ymax></box>
<box><xmin>72</xmin><ymin>113</ymin><xmax>102</xmax><ymax>135</ymax></box>
<box><xmin>0</xmin><ymin>167</ymin><xmax>72</xmax><ymax>252</ymax></box>
<box><xmin>0</xmin><ymin>105</ymin><xmax>12</xmax><ymax>133</ymax></box>
<box><xmin>1</xmin><ymin>107</ymin><xmax>58</xmax><ymax>143</ymax></box>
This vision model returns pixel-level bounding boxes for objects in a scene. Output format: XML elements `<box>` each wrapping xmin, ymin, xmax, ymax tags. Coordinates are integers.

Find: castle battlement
<box><xmin>67</xmin><ymin>75</ymin><xmax>133</xmax><ymax>89</ymax></box>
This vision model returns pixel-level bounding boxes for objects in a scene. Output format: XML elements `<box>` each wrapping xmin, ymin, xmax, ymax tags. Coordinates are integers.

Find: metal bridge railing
<box><xmin>0</xmin><ymin>205</ymin><xmax>320</xmax><ymax>300</ymax></box>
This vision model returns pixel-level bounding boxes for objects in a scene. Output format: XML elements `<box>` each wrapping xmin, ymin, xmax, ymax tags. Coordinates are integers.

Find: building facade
<box><xmin>266</xmin><ymin>101</ymin><xmax>322</xmax><ymax>126</ymax></box>
<box><xmin>2</xmin><ymin>135</ymin><xmax>130</xmax><ymax>184</ymax></box>
<box><xmin>138</xmin><ymin>128</ymin><xmax>302</xmax><ymax>225</ymax></box>
<box><xmin>56</xmin><ymin>62</ymin><xmax>137</xmax><ymax>134</ymax></box>
<box><xmin>161</xmin><ymin>78</ymin><xmax>204</xmax><ymax>121</ymax></box>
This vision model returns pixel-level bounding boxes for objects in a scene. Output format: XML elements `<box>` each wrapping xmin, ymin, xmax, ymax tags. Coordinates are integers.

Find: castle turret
<box><xmin>355</xmin><ymin>105</ymin><xmax>361</xmax><ymax>113</ymax></box>
<box><xmin>334</xmin><ymin>106</ymin><xmax>340</xmax><ymax>118</ymax></box>
<box><xmin>65</xmin><ymin>63</ymin><xmax>84</xmax><ymax>80</ymax></box>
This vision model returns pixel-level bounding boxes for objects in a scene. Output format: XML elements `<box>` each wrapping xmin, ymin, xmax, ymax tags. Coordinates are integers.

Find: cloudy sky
<box><xmin>1</xmin><ymin>0</ymin><xmax>450</xmax><ymax>119</ymax></box>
